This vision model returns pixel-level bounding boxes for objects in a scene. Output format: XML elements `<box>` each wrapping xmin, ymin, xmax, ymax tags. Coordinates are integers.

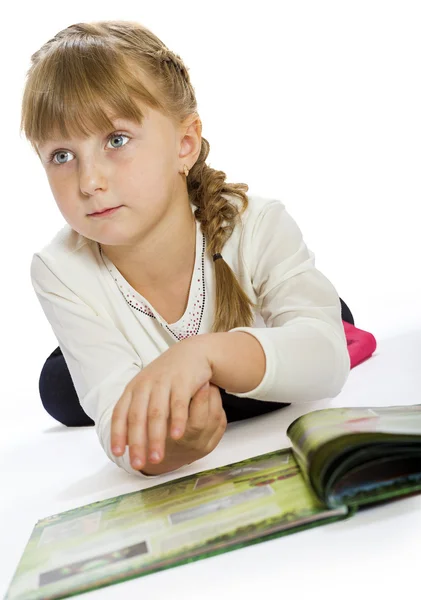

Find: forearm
<box><xmin>201</xmin><ymin>332</ymin><xmax>266</xmax><ymax>394</ymax></box>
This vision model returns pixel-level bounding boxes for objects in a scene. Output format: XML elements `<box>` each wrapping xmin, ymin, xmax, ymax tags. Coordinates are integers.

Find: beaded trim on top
<box><xmin>98</xmin><ymin>229</ymin><xmax>207</xmax><ymax>341</ymax></box>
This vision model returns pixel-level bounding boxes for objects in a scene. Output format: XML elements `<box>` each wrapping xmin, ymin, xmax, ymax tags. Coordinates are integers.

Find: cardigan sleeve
<box><xmin>30</xmin><ymin>254</ymin><xmax>163</xmax><ymax>478</ymax></box>
<box><xmin>226</xmin><ymin>200</ymin><xmax>350</xmax><ymax>403</ymax></box>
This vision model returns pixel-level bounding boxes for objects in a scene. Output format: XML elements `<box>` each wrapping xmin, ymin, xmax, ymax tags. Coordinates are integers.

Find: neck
<box><xmin>99</xmin><ymin>197</ymin><xmax>197</xmax><ymax>290</ymax></box>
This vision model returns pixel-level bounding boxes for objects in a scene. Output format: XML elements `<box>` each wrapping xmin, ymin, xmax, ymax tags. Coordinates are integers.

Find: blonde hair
<box><xmin>20</xmin><ymin>20</ymin><xmax>259</xmax><ymax>333</ymax></box>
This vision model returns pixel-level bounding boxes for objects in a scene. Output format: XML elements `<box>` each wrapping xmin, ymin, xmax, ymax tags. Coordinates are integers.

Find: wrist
<box><xmin>189</xmin><ymin>332</ymin><xmax>218</xmax><ymax>375</ymax></box>
<box><xmin>200</xmin><ymin>331</ymin><xmax>266</xmax><ymax>393</ymax></box>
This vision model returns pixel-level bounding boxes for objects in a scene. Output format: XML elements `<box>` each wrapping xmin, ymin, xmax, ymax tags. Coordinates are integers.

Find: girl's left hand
<box><xmin>110</xmin><ymin>336</ymin><xmax>214</xmax><ymax>471</ymax></box>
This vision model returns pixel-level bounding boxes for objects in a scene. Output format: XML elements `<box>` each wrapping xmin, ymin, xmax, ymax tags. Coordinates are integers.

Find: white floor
<box><xmin>2</xmin><ymin>316</ymin><xmax>421</xmax><ymax>600</ymax></box>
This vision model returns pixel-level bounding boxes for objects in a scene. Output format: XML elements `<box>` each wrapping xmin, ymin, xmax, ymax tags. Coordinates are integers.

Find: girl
<box><xmin>22</xmin><ymin>20</ymin><xmax>351</xmax><ymax>478</ymax></box>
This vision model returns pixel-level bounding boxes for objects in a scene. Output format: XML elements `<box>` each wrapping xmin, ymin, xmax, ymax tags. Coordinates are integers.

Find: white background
<box><xmin>1</xmin><ymin>2</ymin><xmax>420</xmax><ymax>599</ymax></box>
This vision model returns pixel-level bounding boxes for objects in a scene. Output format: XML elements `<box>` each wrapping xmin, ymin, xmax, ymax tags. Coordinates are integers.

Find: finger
<box><xmin>127</xmin><ymin>387</ymin><xmax>150</xmax><ymax>470</ymax></box>
<box><xmin>170</xmin><ymin>384</ymin><xmax>197</xmax><ymax>440</ymax></box>
<box><xmin>185</xmin><ymin>382</ymin><xmax>210</xmax><ymax>438</ymax></box>
<box><xmin>207</xmin><ymin>384</ymin><xmax>224</xmax><ymax>427</ymax></box>
<box><xmin>111</xmin><ymin>390</ymin><xmax>133</xmax><ymax>456</ymax></box>
<box><xmin>201</xmin><ymin>385</ymin><xmax>225</xmax><ymax>444</ymax></box>
<box><xmin>203</xmin><ymin>388</ymin><xmax>227</xmax><ymax>452</ymax></box>
<box><xmin>146</xmin><ymin>384</ymin><xmax>171</xmax><ymax>464</ymax></box>
<box><xmin>204</xmin><ymin>416</ymin><xmax>227</xmax><ymax>455</ymax></box>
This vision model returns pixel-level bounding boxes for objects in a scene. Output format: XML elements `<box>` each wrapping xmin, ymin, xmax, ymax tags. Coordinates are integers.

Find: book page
<box><xmin>5</xmin><ymin>449</ymin><xmax>347</xmax><ymax>600</ymax></box>
<box><xmin>287</xmin><ymin>405</ymin><xmax>421</xmax><ymax>506</ymax></box>
<box><xmin>288</xmin><ymin>405</ymin><xmax>421</xmax><ymax>467</ymax></box>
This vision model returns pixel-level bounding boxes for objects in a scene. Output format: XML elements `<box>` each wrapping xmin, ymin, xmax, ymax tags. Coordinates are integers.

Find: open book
<box><xmin>5</xmin><ymin>404</ymin><xmax>421</xmax><ymax>600</ymax></box>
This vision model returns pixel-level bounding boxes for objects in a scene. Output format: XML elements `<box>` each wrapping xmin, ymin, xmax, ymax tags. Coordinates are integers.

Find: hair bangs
<box><xmin>21</xmin><ymin>39</ymin><xmax>164</xmax><ymax>149</ymax></box>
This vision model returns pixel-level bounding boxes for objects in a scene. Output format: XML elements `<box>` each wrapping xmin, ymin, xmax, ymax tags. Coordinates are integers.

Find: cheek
<box><xmin>123</xmin><ymin>151</ymin><xmax>174</xmax><ymax>190</ymax></box>
<box><xmin>46</xmin><ymin>173</ymin><xmax>70</xmax><ymax>206</ymax></box>
<box><xmin>46</xmin><ymin>175</ymin><xmax>84</xmax><ymax>226</ymax></box>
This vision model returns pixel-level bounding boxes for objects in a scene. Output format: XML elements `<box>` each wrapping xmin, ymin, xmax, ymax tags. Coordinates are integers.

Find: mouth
<box><xmin>88</xmin><ymin>206</ymin><xmax>123</xmax><ymax>217</ymax></box>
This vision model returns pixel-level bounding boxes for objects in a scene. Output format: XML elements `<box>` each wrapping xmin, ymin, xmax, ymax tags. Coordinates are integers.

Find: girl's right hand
<box><xmin>140</xmin><ymin>382</ymin><xmax>227</xmax><ymax>476</ymax></box>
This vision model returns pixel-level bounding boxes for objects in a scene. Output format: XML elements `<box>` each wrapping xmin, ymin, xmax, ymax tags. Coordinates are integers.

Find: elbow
<box><xmin>324</xmin><ymin>328</ymin><xmax>351</xmax><ymax>399</ymax></box>
<box><xmin>233</xmin><ymin>319</ymin><xmax>352</xmax><ymax>405</ymax></box>
<box><xmin>292</xmin><ymin>321</ymin><xmax>351</xmax><ymax>404</ymax></box>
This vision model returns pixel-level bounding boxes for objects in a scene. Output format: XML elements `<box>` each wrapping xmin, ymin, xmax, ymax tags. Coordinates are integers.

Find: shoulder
<box><xmin>32</xmin><ymin>223</ymin><xmax>93</xmax><ymax>260</ymax></box>
<box><xmin>227</xmin><ymin>192</ymin><xmax>289</xmax><ymax>240</ymax></box>
<box><xmin>30</xmin><ymin>224</ymin><xmax>99</xmax><ymax>289</ymax></box>
<box><xmin>225</xmin><ymin>192</ymin><xmax>307</xmax><ymax>277</ymax></box>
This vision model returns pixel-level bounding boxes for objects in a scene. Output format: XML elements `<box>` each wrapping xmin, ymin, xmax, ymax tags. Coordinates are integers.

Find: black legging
<box><xmin>38</xmin><ymin>298</ymin><xmax>354</xmax><ymax>427</ymax></box>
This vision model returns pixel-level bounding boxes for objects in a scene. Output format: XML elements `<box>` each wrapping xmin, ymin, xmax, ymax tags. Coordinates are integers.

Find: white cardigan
<box><xmin>30</xmin><ymin>194</ymin><xmax>350</xmax><ymax>477</ymax></box>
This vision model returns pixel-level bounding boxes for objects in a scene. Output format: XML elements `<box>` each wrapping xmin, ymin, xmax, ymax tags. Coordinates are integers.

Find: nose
<box><xmin>79</xmin><ymin>161</ymin><xmax>108</xmax><ymax>196</ymax></box>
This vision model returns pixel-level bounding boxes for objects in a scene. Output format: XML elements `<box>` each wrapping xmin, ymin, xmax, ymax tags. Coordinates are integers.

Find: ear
<box><xmin>178</xmin><ymin>113</ymin><xmax>202</xmax><ymax>169</ymax></box>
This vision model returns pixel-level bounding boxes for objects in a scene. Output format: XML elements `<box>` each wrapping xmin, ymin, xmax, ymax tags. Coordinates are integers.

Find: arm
<box><xmin>200</xmin><ymin>331</ymin><xmax>266</xmax><ymax>394</ymax></box>
<box><xmin>204</xmin><ymin>200</ymin><xmax>351</xmax><ymax>403</ymax></box>
<box><xmin>30</xmin><ymin>254</ymin><xmax>157</xmax><ymax>478</ymax></box>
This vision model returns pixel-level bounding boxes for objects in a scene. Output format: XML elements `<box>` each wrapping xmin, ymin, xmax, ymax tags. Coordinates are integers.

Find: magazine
<box><xmin>5</xmin><ymin>404</ymin><xmax>421</xmax><ymax>600</ymax></box>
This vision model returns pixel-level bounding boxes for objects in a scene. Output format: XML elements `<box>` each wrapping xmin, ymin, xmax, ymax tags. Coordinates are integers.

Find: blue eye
<box><xmin>107</xmin><ymin>133</ymin><xmax>129</xmax><ymax>149</ymax></box>
<box><xmin>51</xmin><ymin>150</ymin><xmax>71</xmax><ymax>165</ymax></box>
<box><xmin>48</xmin><ymin>132</ymin><xmax>130</xmax><ymax>165</ymax></box>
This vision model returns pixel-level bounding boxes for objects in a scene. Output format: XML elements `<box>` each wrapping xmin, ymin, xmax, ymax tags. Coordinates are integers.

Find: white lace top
<box><xmin>30</xmin><ymin>194</ymin><xmax>350</xmax><ymax>478</ymax></box>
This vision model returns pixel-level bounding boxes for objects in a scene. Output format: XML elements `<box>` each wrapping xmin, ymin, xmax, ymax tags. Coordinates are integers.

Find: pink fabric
<box><xmin>343</xmin><ymin>320</ymin><xmax>377</xmax><ymax>369</ymax></box>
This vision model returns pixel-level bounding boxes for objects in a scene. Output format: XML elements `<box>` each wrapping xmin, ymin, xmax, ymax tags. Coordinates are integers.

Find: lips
<box><xmin>89</xmin><ymin>206</ymin><xmax>121</xmax><ymax>216</ymax></box>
